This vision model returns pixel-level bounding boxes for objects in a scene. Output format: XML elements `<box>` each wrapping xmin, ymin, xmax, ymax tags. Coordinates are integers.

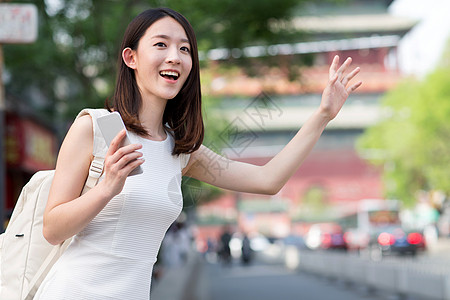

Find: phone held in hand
<box><xmin>96</xmin><ymin>111</ymin><xmax>143</xmax><ymax>176</ymax></box>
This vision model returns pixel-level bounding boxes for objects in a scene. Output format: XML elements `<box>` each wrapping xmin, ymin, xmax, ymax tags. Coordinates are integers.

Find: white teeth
<box><xmin>159</xmin><ymin>71</ymin><xmax>179</xmax><ymax>78</ymax></box>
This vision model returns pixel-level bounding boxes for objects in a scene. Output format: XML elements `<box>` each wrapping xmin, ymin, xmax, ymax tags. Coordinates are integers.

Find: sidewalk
<box><xmin>425</xmin><ymin>237</ymin><xmax>450</xmax><ymax>259</ymax></box>
<box><xmin>151</xmin><ymin>250</ymin><xmax>208</xmax><ymax>300</ymax></box>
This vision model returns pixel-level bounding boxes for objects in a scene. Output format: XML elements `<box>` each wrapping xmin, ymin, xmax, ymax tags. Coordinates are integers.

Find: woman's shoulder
<box><xmin>74</xmin><ymin>114</ymin><xmax>94</xmax><ymax>129</ymax></box>
<box><xmin>61</xmin><ymin>114</ymin><xmax>94</xmax><ymax>153</ymax></box>
<box><xmin>70</xmin><ymin>114</ymin><xmax>94</xmax><ymax>140</ymax></box>
<box><xmin>53</xmin><ymin>114</ymin><xmax>94</xmax><ymax>182</ymax></box>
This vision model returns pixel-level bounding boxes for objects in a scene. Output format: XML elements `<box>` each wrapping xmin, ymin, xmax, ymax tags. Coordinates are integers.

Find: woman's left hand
<box><xmin>320</xmin><ymin>55</ymin><xmax>362</xmax><ymax>121</ymax></box>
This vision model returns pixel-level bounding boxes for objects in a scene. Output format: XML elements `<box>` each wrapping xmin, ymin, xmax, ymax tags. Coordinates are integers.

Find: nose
<box><xmin>165</xmin><ymin>46</ymin><xmax>181</xmax><ymax>64</ymax></box>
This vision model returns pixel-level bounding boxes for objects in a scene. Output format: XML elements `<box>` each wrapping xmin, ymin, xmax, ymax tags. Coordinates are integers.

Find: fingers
<box><xmin>328</xmin><ymin>56</ymin><xmax>362</xmax><ymax>93</ymax></box>
<box><xmin>347</xmin><ymin>81</ymin><xmax>363</xmax><ymax>93</ymax></box>
<box><xmin>104</xmin><ymin>145</ymin><xmax>143</xmax><ymax>178</ymax></box>
<box><xmin>108</xmin><ymin>143</ymin><xmax>143</xmax><ymax>166</ymax></box>
<box><xmin>114</xmin><ymin>150</ymin><xmax>144</xmax><ymax>174</ymax></box>
<box><xmin>336</xmin><ymin>57</ymin><xmax>352</xmax><ymax>81</ymax></box>
<box><xmin>107</xmin><ymin>129</ymin><xmax>127</xmax><ymax>157</ymax></box>
<box><xmin>329</xmin><ymin>56</ymin><xmax>353</xmax><ymax>81</ymax></box>
<box><xmin>330</xmin><ymin>73</ymin><xmax>338</xmax><ymax>84</ymax></box>
<box><xmin>122</xmin><ymin>155</ymin><xmax>145</xmax><ymax>175</ymax></box>
<box><xmin>329</xmin><ymin>55</ymin><xmax>339</xmax><ymax>79</ymax></box>
<box><xmin>105</xmin><ymin>129</ymin><xmax>143</xmax><ymax>175</ymax></box>
<box><xmin>342</xmin><ymin>66</ymin><xmax>361</xmax><ymax>87</ymax></box>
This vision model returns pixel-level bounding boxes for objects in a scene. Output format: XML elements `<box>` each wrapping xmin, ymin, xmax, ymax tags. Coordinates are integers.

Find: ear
<box><xmin>122</xmin><ymin>47</ymin><xmax>137</xmax><ymax>69</ymax></box>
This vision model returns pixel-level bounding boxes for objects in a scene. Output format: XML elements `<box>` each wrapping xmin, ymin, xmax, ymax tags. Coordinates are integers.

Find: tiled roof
<box><xmin>282</xmin><ymin>14</ymin><xmax>417</xmax><ymax>33</ymax></box>
<box><xmin>206</xmin><ymin>64</ymin><xmax>403</xmax><ymax>96</ymax></box>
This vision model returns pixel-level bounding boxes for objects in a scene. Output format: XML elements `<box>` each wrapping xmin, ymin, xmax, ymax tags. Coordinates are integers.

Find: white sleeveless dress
<box><xmin>34</xmin><ymin>132</ymin><xmax>189</xmax><ymax>300</ymax></box>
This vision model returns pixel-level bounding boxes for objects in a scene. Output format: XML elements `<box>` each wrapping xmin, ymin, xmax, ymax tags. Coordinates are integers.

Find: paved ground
<box><xmin>198</xmin><ymin>257</ymin><xmax>409</xmax><ymax>300</ymax></box>
<box><xmin>153</xmin><ymin>237</ymin><xmax>450</xmax><ymax>300</ymax></box>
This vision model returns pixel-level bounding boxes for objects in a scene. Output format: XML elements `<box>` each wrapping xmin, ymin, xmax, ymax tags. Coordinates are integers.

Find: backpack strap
<box><xmin>75</xmin><ymin>108</ymin><xmax>110</xmax><ymax>195</ymax></box>
<box><xmin>23</xmin><ymin>238</ymin><xmax>71</xmax><ymax>300</ymax></box>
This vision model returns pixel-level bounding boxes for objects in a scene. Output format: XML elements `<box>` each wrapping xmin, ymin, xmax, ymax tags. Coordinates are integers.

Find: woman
<box><xmin>36</xmin><ymin>7</ymin><xmax>361</xmax><ymax>299</ymax></box>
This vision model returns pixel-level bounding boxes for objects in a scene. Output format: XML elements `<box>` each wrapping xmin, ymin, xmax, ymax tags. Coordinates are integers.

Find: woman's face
<box><xmin>128</xmin><ymin>17</ymin><xmax>193</xmax><ymax>101</ymax></box>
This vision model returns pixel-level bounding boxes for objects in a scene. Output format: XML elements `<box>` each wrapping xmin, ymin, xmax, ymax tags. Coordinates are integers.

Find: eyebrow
<box><xmin>151</xmin><ymin>34</ymin><xmax>189</xmax><ymax>44</ymax></box>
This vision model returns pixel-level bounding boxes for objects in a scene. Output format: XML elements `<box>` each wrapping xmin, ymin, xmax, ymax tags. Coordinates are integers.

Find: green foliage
<box><xmin>357</xmin><ymin>62</ymin><xmax>450</xmax><ymax>206</ymax></box>
<box><xmin>4</xmin><ymin>0</ymin><xmax>307</xmax><ymax>136</ymax></box>
<box><xmin>164</xmin><ymin>0</ymin><xmax>303</xmax><ymax>49</ymax></box>
<box><xmin>303</xmin><ymin>185</ymin><xmax>328</xmax><ymax>215</ymax></box>
<box><xmin>4</xmin><ymin>0</ymin><xmax>142</xmax><ymax>124</ymax></box>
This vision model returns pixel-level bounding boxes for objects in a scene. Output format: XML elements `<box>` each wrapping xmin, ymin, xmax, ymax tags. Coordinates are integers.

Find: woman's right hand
<box><xmin>100</xmin><ymin>129</ymin><xmax>144</xmax><ymax>198</ymax></box>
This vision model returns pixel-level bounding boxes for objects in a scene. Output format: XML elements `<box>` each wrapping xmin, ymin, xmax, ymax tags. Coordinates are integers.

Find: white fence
<box><xmin>286</xmin><ymin>248</ymin><xmax>450</xmax><ymax>300</ymax></box>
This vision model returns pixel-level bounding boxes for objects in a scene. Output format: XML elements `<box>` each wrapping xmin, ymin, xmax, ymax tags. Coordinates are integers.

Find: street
<box><xmin>198</xmin><ymin>255</ymin><xmax>414</xmax><ymax>300</ymax></box>
<box><xmin>151</xmin><ymin>239</ymin><xmax>450</xmax><ymax>300</ymax></box>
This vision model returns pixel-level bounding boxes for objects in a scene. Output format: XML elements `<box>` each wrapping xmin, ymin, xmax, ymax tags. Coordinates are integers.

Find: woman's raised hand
<box><xmin>101</xmin><ymin>130</ymin><xmax>144</xmax><ymax>198</ymax></box>
<box><xmin>319</xmin><ymin>55</ymin><xmax>362</xmax><ymax>121</ymax></box>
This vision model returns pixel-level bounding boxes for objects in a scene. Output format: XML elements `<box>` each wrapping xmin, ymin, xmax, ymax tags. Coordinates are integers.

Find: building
<box><xmin>3</xmin><ymin>97</ymin><xmax>58</xmax><ymax>224</ymax></box>
<box><xmin>193</xmin><ymin>0</ymin><xmax>419</xmax><ymax>248</ymax></box>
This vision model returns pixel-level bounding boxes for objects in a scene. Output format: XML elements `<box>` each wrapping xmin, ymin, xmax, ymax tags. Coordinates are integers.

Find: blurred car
<box><xmin>343</xmin><ymin>228</ymin><xmax>370</xmax><ymax>251</ymax></box>
<box><xmin>282</xmin><ymin>234</ymin><xmax>307</xmax><ymax>250</ymax></box>
<box><xmin>305</xmin><ymin>223</ymin><xmax>347</xmax><ymax>250</ymax></box>
<box><xmin>369</xmin><ymin>226</ymin><xmax>424</xmax><ymax>256</ymax></box>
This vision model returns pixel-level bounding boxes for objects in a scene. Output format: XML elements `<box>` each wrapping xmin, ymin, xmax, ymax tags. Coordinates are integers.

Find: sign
<box><xmin>0</xmin><ymin>4</ymin><xmax>38</xmax><ymax>43</ymax></box>
<box><xmin>5</xmin><ymin>113</ymin><xmax>57</xmax><ymax>172</ymax></box>
<box><xmin>23</xmin><ymin>118</ymin><xmax>57</xmax><ymax>170</ymax></box>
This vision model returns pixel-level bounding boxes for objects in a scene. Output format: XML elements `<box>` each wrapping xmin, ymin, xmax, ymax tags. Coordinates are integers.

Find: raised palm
<box><xmin>320</xmin><ymin>56</ymin><xmax>362</xmax><ymax>121</ymax></box>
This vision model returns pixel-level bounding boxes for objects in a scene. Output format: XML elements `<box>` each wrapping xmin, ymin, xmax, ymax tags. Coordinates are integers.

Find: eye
<box><xmin>154</xmin><ymin>42</ymin><xmax>166</xmax><ymax>48</ymax></box>
<box><xmin>180</xmin><ymin>46</ymin><xmax>190</xmax><ymax>53</ymax></box>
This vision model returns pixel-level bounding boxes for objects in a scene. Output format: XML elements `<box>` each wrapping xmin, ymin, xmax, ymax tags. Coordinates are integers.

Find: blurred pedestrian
<box><xmin>175</xmin><ymin>221</ymin><xmax>192</xmax><ymax>263</ymax></box>
<box><xmin>34</xmin><ymin>6</ymin><xmax>361</xmax><ymax>300</ymax></box>
<box><xmin>219</xmin><ymin>226</ymin><xmax>233</xmax><ymax>266</ymax></box>
<box><xmin>206</xmin><ymin>237</ymin><xmax>216</xmax><ymax>254</ymax></box>
<box><xmin>241</xmin><ymin>233</ymin><xmax>252</xmax><ymax>265</ymax></box>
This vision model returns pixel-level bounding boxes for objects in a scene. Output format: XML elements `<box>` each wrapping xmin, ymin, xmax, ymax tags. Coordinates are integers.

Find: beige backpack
<box><xmin>0</xmin><ymin>108</ymin><xmax>110</xmax><ymax>300</ymax></box>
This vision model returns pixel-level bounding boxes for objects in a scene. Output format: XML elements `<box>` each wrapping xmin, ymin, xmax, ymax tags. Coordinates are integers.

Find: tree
<box><xmin>164</xmin><ymin>0</ymin><xmax>301</xmax><ymax>49</ymax></box>
<box><xmin>4</xmin><ymin>0</ymin><xmax>139</xmax><ymax>125</ymax></box>
<box><xmin>357</xmin><ymin>43</ymin><xmax>450</xmax><ymax>206</ymax></box>
<box><xmin>4</xmin><ymin>0</ymin><xmax>307</xmax><ymax>132</ymax></box>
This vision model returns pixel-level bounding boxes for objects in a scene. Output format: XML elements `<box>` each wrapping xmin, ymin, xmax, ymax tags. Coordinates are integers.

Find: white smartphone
<box><xmin>96</xmin><ymin>111</ymin><xmax>143</xmax><ymax>176</ymax></box>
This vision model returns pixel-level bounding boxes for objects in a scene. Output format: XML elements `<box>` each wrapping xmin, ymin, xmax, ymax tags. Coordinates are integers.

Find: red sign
<box><xmin>5</xmin><ymin>114</ymin><xmax>23</xmax><ymax>167</ymax></box>
<box><xmin>5</xmin><ymin>114</ymin><xmax>57</xmax><ymax>172</ymax></box>
<box><xmin>0</xmin><ymin>4</ymin><xmax>38</xmax><ymax>43</ymax></box>
<box><xmin>22</xmin><ymin>119</ymin><xmax>57</xmax><ymax>171</ymax></box>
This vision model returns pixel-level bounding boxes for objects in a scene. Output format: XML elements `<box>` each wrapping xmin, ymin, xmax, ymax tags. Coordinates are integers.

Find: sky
<box><xmin>389</xmin><ymin>0</ymin><xmax>450</xmax><ymax>77</ymax></box>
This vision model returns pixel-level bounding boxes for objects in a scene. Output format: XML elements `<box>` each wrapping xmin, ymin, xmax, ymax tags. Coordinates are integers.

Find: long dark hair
<box><xmin>107</xmin><ymin>7</ymin><xmax>204</xmax><ymax>155</ymax></box>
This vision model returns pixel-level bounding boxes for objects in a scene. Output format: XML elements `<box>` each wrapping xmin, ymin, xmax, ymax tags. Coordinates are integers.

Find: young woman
<box><xmin>35</xmin><ymin>7</ymin><xmax>361</xmax><ymax>299</ymax></box>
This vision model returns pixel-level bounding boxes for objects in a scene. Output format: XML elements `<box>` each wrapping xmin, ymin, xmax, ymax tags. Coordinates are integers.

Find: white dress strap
<box><xmin>180</xmin><ymin>153</ymin><xmax>191</xmax><ymax>170</ymax></box>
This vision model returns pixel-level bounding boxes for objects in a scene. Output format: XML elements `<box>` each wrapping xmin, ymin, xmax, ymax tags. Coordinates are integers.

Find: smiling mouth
<box><xmin>159</xmin><ymin>70</ymin><xmax>180</xmax><ymax>81</ymax></box>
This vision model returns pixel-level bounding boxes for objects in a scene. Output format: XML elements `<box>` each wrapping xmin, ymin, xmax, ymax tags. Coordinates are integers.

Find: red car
<box><xmin>369</xmin><ymin>226</ymin><xmax>424</xmax><ymax>256</ymax></box>
<box><xmin>305</xmin><ymin>223</ymin><xmax>347</xmax><ymax>250</ymax></box>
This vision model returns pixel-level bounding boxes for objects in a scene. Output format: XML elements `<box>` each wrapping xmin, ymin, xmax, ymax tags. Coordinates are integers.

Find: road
<box><xmin>152</xmin><ymin>239</ymin><xmax>450</xmax><ymax>300</ymax></box>
<box><xmin>153</xmin><ymin>239</ymin><xmax>450</xmax><ymax>300</ymax></box>
<box><xmin>197</xmin><ymin>255</ymin><xmax>412</xmax><ymax>300</ymax></box>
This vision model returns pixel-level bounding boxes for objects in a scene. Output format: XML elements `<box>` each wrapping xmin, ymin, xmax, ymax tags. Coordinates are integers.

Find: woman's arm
<box><xmin>43</xmin><ymin>115</ymin><xmax>144</xmax><ymax>245</ymax></box>
<box><xmin>184</xmin><ymin>56</ymin><xmax>362</xmax><ymax>195</ymax></box>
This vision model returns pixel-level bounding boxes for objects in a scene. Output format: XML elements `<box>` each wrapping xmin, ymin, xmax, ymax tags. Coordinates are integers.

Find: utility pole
<box><xmin>0</xmin><ymin>3</ymin><xmax>38</xmax><ymax>231</ymax></box>
<box><xmin>0</xmin><ymin>43</ymin><xmax>4</xmax><ymax>232</ymax></box>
